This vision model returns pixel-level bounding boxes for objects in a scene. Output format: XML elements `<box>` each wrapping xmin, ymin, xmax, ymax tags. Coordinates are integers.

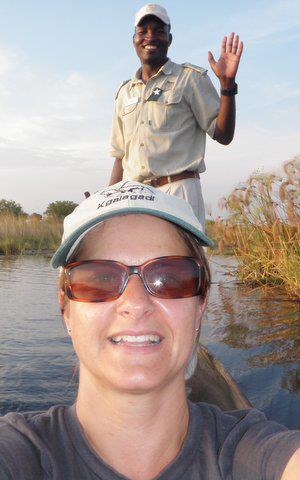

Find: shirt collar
<box><xmin>132</xmin><ymin>58</ymin><xmax>175</xmax><ymax>85</ymax></box>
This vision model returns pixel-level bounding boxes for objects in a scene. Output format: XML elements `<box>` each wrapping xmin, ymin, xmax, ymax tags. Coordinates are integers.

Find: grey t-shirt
<box><xmin>0</xmin><ymin>402</ymin><xmax>299</xmax><ymax>479</ymax></box>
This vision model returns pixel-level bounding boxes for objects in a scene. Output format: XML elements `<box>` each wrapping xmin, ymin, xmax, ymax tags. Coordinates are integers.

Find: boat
<box><xmin>187</xmin><ymin>345</ymin><xmax>251</xmax><ymax>410</ymax></box>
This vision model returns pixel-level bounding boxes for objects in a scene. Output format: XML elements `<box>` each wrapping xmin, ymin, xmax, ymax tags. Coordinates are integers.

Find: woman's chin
<box><xmin>101</xmin><ymin>365</ymin><xmax>175</xmax><ymax>395</ymax></box>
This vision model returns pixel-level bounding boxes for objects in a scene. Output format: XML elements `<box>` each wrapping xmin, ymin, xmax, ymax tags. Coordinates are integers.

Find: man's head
<box><xmin>134</xmin><ymin>4</ymin><xmax>170</xmax><ymax>27</ymax></box>
<box><xmin>133</xmin><ymin>4</ymin><xmax>172</xmax><ymax>67</ymax></box>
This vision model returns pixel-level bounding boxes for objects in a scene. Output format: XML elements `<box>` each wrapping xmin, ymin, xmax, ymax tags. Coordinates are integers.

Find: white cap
<box><xmin>135</xmin><ymin>4</ymin><xmax>170</xmax><ymax>27</ymax></box>
<box><xmin>51</xmin><ymin>180</ymin><xmax>214</xmax><ymax>268</ymax></box>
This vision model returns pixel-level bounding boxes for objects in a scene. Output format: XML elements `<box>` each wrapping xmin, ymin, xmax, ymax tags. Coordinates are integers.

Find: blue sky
<box><xmin>0</xmin><ymin>0</ymin><xmax>299</xmax><ymax>215</ymax></box>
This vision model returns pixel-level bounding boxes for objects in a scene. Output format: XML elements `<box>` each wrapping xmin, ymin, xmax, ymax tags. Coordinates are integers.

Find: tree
<box><xmin>44</xmin><ymin>200</ymin><xmax>78</xmax><ymax>219</ymax></box>
<box><xmin>29</xmin><ymin>213</ymin><xmax>42</xmax><ymax>221</ymax></box>
<box><xmin>0</xmin><ymin>199</ymin><xmax>25</xmax><ymax>216</ymax></box>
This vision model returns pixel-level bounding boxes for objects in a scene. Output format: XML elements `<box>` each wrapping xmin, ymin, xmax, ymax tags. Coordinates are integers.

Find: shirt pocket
<box><xmin>150</xmin><ymin>90</ymin><xmax>184</xmax><ymax>131</ymax></box>
<box><xmin>121</xmin><ymin>102</ymin><xmax>138</xmax><ymax>138</ymax></box>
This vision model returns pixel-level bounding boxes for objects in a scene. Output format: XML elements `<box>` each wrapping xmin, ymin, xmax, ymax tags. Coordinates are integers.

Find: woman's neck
<box><xmin>76</xmin><ymin>376</ymin><xmax>189</xmax><ymax>480</ymax></box>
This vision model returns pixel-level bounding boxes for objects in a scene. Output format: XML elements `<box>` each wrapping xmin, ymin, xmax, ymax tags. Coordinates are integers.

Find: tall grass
<box><xmin>215</xmin><ymin>156</ymin><xmax>300</xmax><ymax>298</ymax></box>
<box><xmin>0</xmin><ymin>214</ymin><xmax>62</xmax><ymax>255</ymax></box>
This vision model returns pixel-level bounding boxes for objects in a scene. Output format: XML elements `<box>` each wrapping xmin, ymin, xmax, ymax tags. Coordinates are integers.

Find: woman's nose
<box><xmin>116</xmin><ymin>274</ymin><xmax>154</xmax><ymax>320</ymax></box>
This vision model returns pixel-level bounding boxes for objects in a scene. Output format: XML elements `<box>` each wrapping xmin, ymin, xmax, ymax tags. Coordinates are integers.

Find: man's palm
<box><xmin>208</xmin><ymin>33</ymin><xmax>243</xmax><ymax>80</ymax></box>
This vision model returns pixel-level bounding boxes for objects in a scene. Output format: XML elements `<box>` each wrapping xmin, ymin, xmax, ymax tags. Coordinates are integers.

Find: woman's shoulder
<box><xmin>190</xmin><ymin>401</ymin><xmax>296</xmax><ymax>440</ymax></box>
<box><xmin>0</xmin><ymin>404</ymin><xmax>71</xmax><ymax>437</ymax></box>
<box><xmin>190</xmin><ymin>401</ymin><xmax>300</xmax><ymax>479</ymax></box>
<box><xmin>0</xmin><ymin>405</ymin><xmax>73</xmax><ymax>479</ymax></box>
<box><xmin>190</xmin><ymin>401</ymin><xmax>269</xmax><ymax>443</ymax></box>
<box><xmin>191</xmin><ymin>401</ymin><xmax>267</xmax><ymax>424</ymax></box>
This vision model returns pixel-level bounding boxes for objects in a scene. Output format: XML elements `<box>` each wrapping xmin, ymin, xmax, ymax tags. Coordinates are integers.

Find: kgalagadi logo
<box><xmin>97</xmin><ymin>181</ymin><xmax>155</xmax><ymax>208</ymax></box>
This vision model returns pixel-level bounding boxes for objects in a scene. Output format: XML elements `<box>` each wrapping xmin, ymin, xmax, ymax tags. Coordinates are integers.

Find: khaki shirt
<box><xmin>109</xmin><ymin>59</ymin><xmax>220</xmax><ymax>181</ymax></box>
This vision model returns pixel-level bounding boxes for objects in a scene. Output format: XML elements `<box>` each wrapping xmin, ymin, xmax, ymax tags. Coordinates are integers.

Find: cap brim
<box><xmin>51</xmin><ymin>208</ymin><xmax>214</xmax><ymax>268</ymax></box>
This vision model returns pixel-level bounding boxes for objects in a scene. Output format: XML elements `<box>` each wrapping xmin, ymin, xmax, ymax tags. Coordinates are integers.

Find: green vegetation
<box><xmin>212</xmin><ymin>156</ymin><xmax>300</xmax><ymax>298</ymax></box>
<box><xmin>0</xmin><ymin>199</ymin><xmax>26</xmax><ymax>216</ymax></box>
<box><xmin>44</xmin><ymin>200</ymin><xmax>78</xmax><ymax>219</ymax></box>
<box><xmin>0</xmin><ymin>199</ymin><xmax>77</xmax><ymax>255</ymax></box>
<box><xmin>0</xmin><ymin>214</ymin><xmax>62</xmax><ymax>255</ymax></box>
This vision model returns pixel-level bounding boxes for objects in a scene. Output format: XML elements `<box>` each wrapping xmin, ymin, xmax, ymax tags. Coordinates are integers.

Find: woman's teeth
<box><xmin>111</xmin><ymin>334</ymin><xmax>161</xmax><ymax>345</ymax></box>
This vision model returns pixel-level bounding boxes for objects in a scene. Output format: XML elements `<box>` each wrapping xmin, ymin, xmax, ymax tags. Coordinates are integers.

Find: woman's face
<box><xmin>62</xmin><ymin>214</ymin><xmax>205</xmax><ymax>394</ymax></box>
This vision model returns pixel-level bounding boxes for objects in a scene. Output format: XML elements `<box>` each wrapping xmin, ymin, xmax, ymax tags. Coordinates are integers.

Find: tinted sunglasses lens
<box><xmin>66</xmin><ymin>262</ymin><xmax>126</xmax><ymax>302</ymax></box>
<box><xmin>143</xmin><ymin>257</ymin><xmax>201</xmax><ymax>298</ymax></box>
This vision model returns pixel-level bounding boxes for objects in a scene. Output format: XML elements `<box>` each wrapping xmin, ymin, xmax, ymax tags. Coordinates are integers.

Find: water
<box><xmin>0</xmin><ymin>256</ymin><xmax>77</xmax><ymax>412</ymax></box>
<box><xmin>0</xmin><ymin>255</ymin><xmax>299</xmax><ymax>428</ymax></box>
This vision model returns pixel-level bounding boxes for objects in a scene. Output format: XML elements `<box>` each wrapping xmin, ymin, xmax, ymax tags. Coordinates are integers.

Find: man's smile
<box><xmin>144</xmin><ymin>45</ymin><xmax>159</xmax><ymax>51</ymax></box>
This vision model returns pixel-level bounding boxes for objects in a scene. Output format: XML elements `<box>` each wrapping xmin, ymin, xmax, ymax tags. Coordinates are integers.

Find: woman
<box><xmin>0</xmin><ymin>181</ymin><xmax>299</xmax><ymax>479</ymax></box>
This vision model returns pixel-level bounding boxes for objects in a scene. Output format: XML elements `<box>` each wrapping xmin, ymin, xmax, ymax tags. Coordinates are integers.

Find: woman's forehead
<box><xmin>89</xmin><ymin>213</ymin><xmax>180</xmax><ymax>237</ymax></box>
<box><xmin>77</xmin><ymin>214</ymin><xmax>189</xmax><ymax>260</ymax></box>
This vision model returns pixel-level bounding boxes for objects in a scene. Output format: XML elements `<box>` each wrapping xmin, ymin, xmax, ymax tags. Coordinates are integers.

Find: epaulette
<box><xmin>182</xmin><ymin>63</ymin><xmax>207</xmax><ymax>75</ymax></box>
<box><xmin>115</xmin><ymin>79</ymin><xmax>131</xmax><ymax>99</ymax></box>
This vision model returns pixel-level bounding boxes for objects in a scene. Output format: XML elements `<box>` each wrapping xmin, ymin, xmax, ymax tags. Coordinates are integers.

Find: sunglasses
<box><xmin>63</xmin><ymin>256</ymin><xmax>204</xmax><ymax>302</ymax></box>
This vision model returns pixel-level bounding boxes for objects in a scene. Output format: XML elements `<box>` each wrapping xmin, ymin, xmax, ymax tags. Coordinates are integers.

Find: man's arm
<box><xmin>213</xmin><ymin>80</ymin><xmax>236</xmax><ymax>145</ymax></box>
<box><xmin>208</xmin><ymin>32</ymin><xmax>243</xmax><ymax>145</ymax></box>
<box><xmin>109</xmin><ymin>80</ymin><xmax>129</xmax><ymax>186</ymax></box>
<box><xmin>281</xmin><ymin>448</ymin><xmax>300</xmax><ymax>480</ymax></box>
<box><xmin>109</xmin><ymin>158</ymin><xmax>123</xmax><ymax>185</ymax></box>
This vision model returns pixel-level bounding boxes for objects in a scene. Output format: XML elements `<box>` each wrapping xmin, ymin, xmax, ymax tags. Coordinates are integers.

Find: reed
<box><xmin>0</xmin><ymin>214</ymin><xmax>62</xmax><ymax>255</ymax></box>
<box><xmin>216</xmin><ymin>156</ymin><xmax>300</xmax><ymax>298</ymax></box>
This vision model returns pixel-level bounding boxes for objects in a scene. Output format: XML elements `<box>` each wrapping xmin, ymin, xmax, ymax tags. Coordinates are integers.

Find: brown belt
<box><xmin>146</xmin><ymin>170</ymin><xmax>199</xmax><ymax>188</ymax></box>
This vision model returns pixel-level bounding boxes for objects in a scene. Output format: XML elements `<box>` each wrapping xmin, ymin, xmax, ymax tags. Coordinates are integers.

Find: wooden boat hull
<box><xmin>187</xmin><ymin>345</ymin><xmax>251</xmax><ymax>410</ymax></box>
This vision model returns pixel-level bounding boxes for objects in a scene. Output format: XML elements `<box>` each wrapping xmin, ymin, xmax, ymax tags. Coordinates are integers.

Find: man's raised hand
<box><xmin>208</xmin><ymin>32</ymin><xmax>243</xmax><ymax>84</ymax></box>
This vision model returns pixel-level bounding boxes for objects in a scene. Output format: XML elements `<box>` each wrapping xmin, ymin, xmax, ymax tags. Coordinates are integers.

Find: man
<box><xmin>109</xmin><ymin>4</ymin><xmax>243</xmax><ymax>229</ymax></box>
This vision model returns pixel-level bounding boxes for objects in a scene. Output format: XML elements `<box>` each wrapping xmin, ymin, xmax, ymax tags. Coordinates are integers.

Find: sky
<box><xmin>0</xmin><ymin>0</ymin><xmax>299</xmax><ymax>216</ymax></box>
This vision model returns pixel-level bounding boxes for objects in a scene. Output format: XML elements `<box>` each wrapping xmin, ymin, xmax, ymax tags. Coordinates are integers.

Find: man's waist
<box><xmin>143</xmin><ymin>170</ymin><xmax>199</xmax><ymax>188</ymax></box>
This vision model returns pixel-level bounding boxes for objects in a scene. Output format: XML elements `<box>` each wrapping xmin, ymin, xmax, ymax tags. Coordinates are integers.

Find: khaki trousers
<box><xmin>157</xmin><ymin>178</ymin><xmax>205</xmax><ymax>232</ymax></box>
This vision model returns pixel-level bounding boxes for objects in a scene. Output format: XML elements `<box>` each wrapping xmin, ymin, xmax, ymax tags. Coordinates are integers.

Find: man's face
<box><xmin>133</xmin><ymin>15</ymin><xmax>172</xmax><ymax>66</ymax></box>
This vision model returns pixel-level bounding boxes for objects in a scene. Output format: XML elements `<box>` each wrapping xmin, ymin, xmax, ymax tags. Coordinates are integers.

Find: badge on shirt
<box><xmin>147</xmin><ymin>88</ymin><xmax>163</xmax><ymax>101</ymax></box>
<box><xmin>124</xmin><ymin>96</ymin><xmax>139</xmax><ymax>107</ymax></box>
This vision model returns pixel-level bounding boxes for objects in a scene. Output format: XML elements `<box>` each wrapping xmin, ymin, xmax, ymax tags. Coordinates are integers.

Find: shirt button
<box><xmin>141</xmin><ymin>121</ymin><xmax>144</xmax><ymax>124</ymax></box>
<box><xmin>140</xmin><ymin>143</ymin><xmax>144</xmax><ymax>147</ymax></box>
<box><xmin>142</xmin><ymin>166</ymin><xmax>146</xmax><ymax>170</ymax></box>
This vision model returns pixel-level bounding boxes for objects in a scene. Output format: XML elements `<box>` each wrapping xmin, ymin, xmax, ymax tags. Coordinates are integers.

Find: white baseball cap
<box><xmin>135</xmin><ymin>4</ymin><xmax>170</xmax><ymax>27</ymax></box>
<box><xmin>51</xmin><ymin>180</ymin><xmax>214</xmax><ymax>268</ymax></box>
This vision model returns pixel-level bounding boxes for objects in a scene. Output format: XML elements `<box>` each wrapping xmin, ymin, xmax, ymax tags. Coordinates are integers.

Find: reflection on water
<box><xmin>200</xmin><ymin>256</ymin><xmax>299</xmax><ymax>428</ymax></box>
<box><xmin>206</xmin><ymin>259</ymin><xmax>299</xmax><ymax>367</ymax></box>
<box><xmin>0</xmin><ymin>255</ymin><xmax>299</xmax><ymax>428</ymax></box>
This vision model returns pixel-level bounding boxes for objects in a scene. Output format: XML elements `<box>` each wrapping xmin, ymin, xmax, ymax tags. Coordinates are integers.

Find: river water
<box><xmin>0</xmin><ymin>255</ymin><xmax>299</xmax><ymax>428</ymax></box>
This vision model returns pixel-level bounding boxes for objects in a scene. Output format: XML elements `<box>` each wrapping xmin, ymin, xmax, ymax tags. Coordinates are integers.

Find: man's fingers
<box><xmin>208</xmin><ymin>51</ymin><xmax>216</xmax><ymax>67</ymax></box>
<box><xmin>232</xmin><ymin>34</ymin><xmax>239</xmax><ymax>54</ymax></box>
<box><xmin>226</xmin><ymin>32</ymin><xmax>234</xmax><ymax>53</ymax></box>
<box><xmin>216</xmin><ymin>32</ymin><xmax>243</xmax><ymax>62</ymax></box>
<box><xmin>221</xmin><ymin>36</ymin><xmax>227</xmax><ymax>54</ymax></box>
<box><xmin>237</xmin><ymin>41</ymin><xmax>244</xmax><ymax>58</ymax></box>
